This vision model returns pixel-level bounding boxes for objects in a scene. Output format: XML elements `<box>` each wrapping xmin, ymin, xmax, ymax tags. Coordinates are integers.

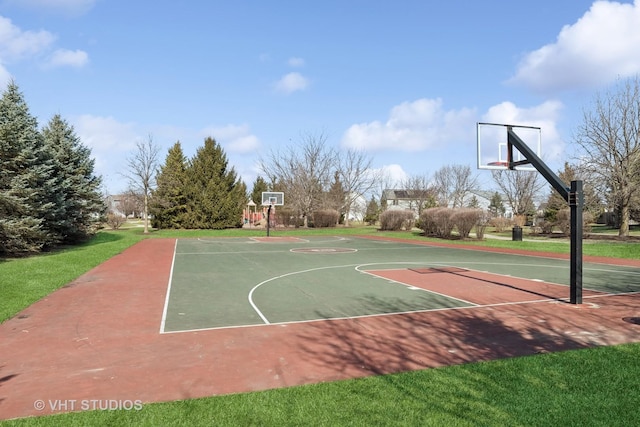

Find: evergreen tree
<box><xmin>363</xmin><ymin>197</ymin><xmax>379</xmax><ymax>225</ymax></box>
<box><xmin>544</xmin><ymin>163</ymin><xmax>601</xmax><ymax>220</ymax></box>
<box><xmin>467</xmin><ymin>195</ymin><xmax>480</xmax><ymax>209</ymax></box>
<box><xmin>250</xmin><ymin>175</ymin><xmax>269</xmax><ymax>206</ymax></box>
<box><xmin>0</xmin><ymin>81</ymin><xmax>51</xmax><ymax>255</ymax></box>
<box><xmin>184</xmin><ymin>137</ymin><xmax>246</xmax><ymax>229</ymax></box>
<box><xmin>151</xmin><ymin>141</ymin><xmax>189</xmax><ymax>229</ymax></box>
<box><xmin>488</xmin><ymin>192</ymin><xmax>505</xmax><ymax>217</ymax></box>
<box><xmin>42</xmin><ymin>114</ymin><xmax>105</xmax><ymax>243</ymax></box>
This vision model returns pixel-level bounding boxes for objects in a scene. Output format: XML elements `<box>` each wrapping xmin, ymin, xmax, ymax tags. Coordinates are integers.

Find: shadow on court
<box><xmin>293</xmin><ymin>293</ymin><xmax>640</xmax><ymax>424</ymax></box>
<box><xmin>0</xmin><ymin>366</ymin><xmax>18</xmax><ymax>406</ymax></box>
<box><xmin>294</xmin><ymin>289</ymin><xmax>640</xmax><ymax>381</ymax></box>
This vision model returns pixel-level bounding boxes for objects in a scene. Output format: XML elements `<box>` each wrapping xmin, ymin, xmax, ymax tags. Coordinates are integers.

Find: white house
<box><xmin>460</xmin><ymin>190</ymin><xmax>514</xmax><ymax>218</ymax></box>
<box><xmin>383</xmin><ymin>188</ymin><xmax>513</xmax><ymax>218</ymax></box>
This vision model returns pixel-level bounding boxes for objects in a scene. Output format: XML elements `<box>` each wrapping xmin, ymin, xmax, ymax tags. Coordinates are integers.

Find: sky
<box><xmin>1</xmin><ymin>0</ymin><xmax>639</xmax><ymax>195</ymax></box>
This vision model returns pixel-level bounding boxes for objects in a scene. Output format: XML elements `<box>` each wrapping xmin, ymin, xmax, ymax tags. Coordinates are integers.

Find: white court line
<box><xmin>250</xmin><ymin>236</ymin><xmax>310</xmax><ymax>243</ymax></box>
<box><xmin>196</xmin><ymin>237</ymin><xmax>257</xmax><ymax>244</ymax></box>
<box><xmin>248</xmin><ymin>263</ymin><xmax>365</xmax><ymax>324</ymax></box>
<box><xmin>355</xmin><ymin>263</ymin><xmax>478</xmax><ymax>306</ymax></box>
<box><xmin>163</xmin><ymin>289</ymin><xmax>640</xmax><ymax>334</ymax></box>
<box><xmin>159</xmin><ymin>239</ymin><xmax>178</xmax><ymax>334</ymax></box>
<box><xmin>178</xmin><ymin>249</ymin><xmax>293</xmax><ymax>256</ymax></box>
<box><xmin>177</xmin><ymin>246</ymin><xmax>428</xmax><ymax>256</ymax></box>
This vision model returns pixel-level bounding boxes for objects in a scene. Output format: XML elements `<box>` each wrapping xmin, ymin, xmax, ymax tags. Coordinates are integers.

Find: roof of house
<box><xmin>382</xmin><ymin>189</ymin><xmax>433</xmax><ymax>200</ymax></box>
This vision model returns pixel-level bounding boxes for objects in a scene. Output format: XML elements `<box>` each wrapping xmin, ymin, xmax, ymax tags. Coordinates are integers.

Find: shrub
<box><xmin>312</xmin><ymin>209</ymin><xmax>340</xmax><ymax>228</ymax></box>
<box><xmin>275</xmin><ymin>208</ymin><xmax>300</xmax><ymax>227</ymax></box>
<box><xmin>556</xmin><ymin>209</ymin><xmax>571</xmax><ymax>235</ymax></box>
<box><xmin>418</xmin><ymin>208</ymin><xmax>438</xmax><ymax>236</ymax></box>
<box><xmin>540</xmin><ymin>217</ymin><xmax>555</xmax><ymax>234</ymax></box>
<box><xmin>556</xmin><ymin>208</ymin><xmax>593</xmax><ymax>237</ymax></box>
<box><xmin>474</xmin><ymin>210</ymin><xmax>491</xmax><ymax>240</ymax></box>
<box><xmin>490</xmin><ymin>216</ymin><xmax>511</xmax><ymax>233</ymax></box>
<box><xmin>513</xmin><ymin>215</ymin><xmax>526</xmax><ymax>227</ymax></box>
<box><xmin>420</xmin><ymin>207</ymin><xmax>455</xmax><ymax>238</ymax></box>
<box><xmin>583</xmin><ymin>211</ymin><xmax>594</xmax><ymax>234</ymax></box>
<box><xmin>379</xmin><ymin>209</ymin><xmax>415</xmax><ymax>231</ymax></box>
<box><xmin>106</xmin><ymin>212</ymin><xmax>125</xmax><ymax>230</ymax></box>
<box><xmin>452</xmin><ymin>208</ymin><xmax>483</xmax><ymax>239</ymax></box>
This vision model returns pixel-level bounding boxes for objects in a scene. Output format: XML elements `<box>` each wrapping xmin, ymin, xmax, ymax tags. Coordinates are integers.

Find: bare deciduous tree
<box><xmin>259</xmin><ymin>132</ymin><xmax>337</xmax><ymax>227</ymax></box>
<box><xmin>491</xmin><ymin>170</ymin><xmax>544</xmax><ymax>216</ymax></box>
<box><xmin>574</xmin><ymin>76</ymin><xmax>640</xmax><ymax>236</ymax></box>
<box><xmin>118</xmin><ymin>188</ymin><xmax>144</xmax><ymax>218</ymax></box>
<box><xmin>337</xmin><ymin>149</ymin><xmax>379</xmax><ymax>226</ymax></box>
<box><xmin>375</xmin><ymin>168</ymin><xmax>399</xmax><ymax>211</ymax></box>
<box><xmin>400</xmin><ymin>174</ymin><xmax>437</xmax><ymax>215</ymax></box>
<box><xmin>432</xmin><ymin>164</ymin><xmax>479</xmax><ymax>208</ymax></box>
<box><xmin>123</xmin><ymin>135</ymin><xmax>161</xmax><ymax>234</ymax></box>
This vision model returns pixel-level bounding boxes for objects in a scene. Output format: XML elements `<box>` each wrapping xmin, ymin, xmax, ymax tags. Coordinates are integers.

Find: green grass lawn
<box><xmin>2</xmin><ymin>225</ymin><xmax>640</xmax><ymax>426</ymax></box>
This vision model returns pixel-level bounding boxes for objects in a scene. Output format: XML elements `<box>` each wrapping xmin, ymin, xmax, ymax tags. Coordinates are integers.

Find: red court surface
<box><xmin>1</xmin><ymin>237</ymin><xmax>640</xmax><ymax>421</ymax></box>
<box><xmin>367</xmin><ymin>267</ymin><xmax>604</xmax><ymax>305</ymax></box>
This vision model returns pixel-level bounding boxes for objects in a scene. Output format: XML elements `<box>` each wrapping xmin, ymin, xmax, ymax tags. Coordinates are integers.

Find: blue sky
<box><xmin>1</xmin><ymin>0</ymin><xmax>639</xmax><ymax>194</ymax></box>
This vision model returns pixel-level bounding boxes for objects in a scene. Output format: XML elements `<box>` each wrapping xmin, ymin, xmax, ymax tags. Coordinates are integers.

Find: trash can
<box><xmin>512</xmin><ymin>226</ymin><xmax>523</xmax><ymax>241</ymax></box>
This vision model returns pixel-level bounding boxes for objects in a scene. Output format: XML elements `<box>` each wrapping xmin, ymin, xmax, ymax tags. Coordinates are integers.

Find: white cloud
<box><xmin>481</xmin><ymin>100</ymin><xmax>565</xmax><ymax>163</ymax></box>
<box><xmin>45</xmin><ymin>48</ymin><xmax>89</xmax><ymax>68</ymax></box>
<box><xmin>72</xmin><ymin>115</ymin><xmax>140</xmax><ymax>189</ymax></box>
<box><xmin>273</xmin><ymin>72</ymin><xmax>309</xmax><ymax>94</ymax></box>
<box><xmin>0</xmin><ymin>15</ymin><xmax>56</xmax><ymax>61</ymax></box>
<box><xmin>0</xmin><ymin>63</ymin><xmax>12</xmax><ymax>87</ymax></box>
<box><xmin>0</xmin><ymin>15</ymin><xmax>89</xmax><ymax>70</ymax></box>
<box><xmin>341</xmin><ymin>98</ymin><xmax>476</xmax><ymax>152</ymax></box>
<box><xmin>287</xmin><ymin>57</ymin><xmax>305</xmax><ymax>67</ymax></box>
<box><xmin>200</xmin><ymin>123</ymin><xmax>261</xmax><ymax>154</ymax></box>
<box><xmin>73</xmin><ymin>114</ymin><xmax>138</xmax><ymax>153</ymax></box>
<box><xmin>509</xmin><ymin>0</ymin><xmax>640</xmax><ymax>92</ymax></box>
<box><xmin>375</xmin><ymin>164</ymin><xmax>408</xmax><ymax>188</ymax></box>
<box><xmin>2</xmin><ymin>0</ymin><xmax>96</xmax><ymax>16</ymax></box>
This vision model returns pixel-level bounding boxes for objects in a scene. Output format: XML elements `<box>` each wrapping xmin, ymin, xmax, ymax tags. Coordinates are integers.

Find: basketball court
<box><xmin>3</xmin><ymin>124</ymin><xmax>640</xmax><ymax>420</ymax></box>
<box><xmin>2</xmin><ymin>235</ymin><xmax>640</xmax><ymax>420</ymax></box>
<box><xmin>161</xmin><ymin>235</ymin><xmax>634</xmax><ymax>333</ymax></box>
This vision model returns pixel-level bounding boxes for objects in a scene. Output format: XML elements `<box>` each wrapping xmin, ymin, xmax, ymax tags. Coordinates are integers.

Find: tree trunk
<box><xmin>619</xmin><ymin>204</ymin><xmax>630</xmax><ymax>237</ymax></box>
<box><xmin>143</xmin><ymin>193</ymin><xmax>150</xmax><ymax>234</ymax></box>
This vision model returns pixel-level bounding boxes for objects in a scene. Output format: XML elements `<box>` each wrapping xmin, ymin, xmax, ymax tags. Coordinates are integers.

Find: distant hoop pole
<box><xmin>261</xmin><ymin>192</ymin><xmax>284</xmax><ymax>238</ymax></box>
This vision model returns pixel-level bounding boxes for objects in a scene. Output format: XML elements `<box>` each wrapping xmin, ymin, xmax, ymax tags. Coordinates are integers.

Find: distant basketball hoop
<box><xmin>261</xmin><ymin>192</ymin><xmax>285</xmax><ymax>237</ymax></box>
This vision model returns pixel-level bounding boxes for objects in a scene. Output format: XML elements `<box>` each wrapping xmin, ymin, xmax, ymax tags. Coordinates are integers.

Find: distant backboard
<box><xmin>477</xmin><ymin>122</ymin><xmax>541</xmax><ymax>171</ymax></box>
<box><xmin>261</xmin><ymin>191</ymin><xmax>284</xmax><ymax>206</ymax></box>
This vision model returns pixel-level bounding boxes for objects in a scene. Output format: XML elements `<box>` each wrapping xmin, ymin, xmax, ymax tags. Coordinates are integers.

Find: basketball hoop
<box><xmin>261</xmin><ymin>192</ymin><xmax>284</xmax><ymax>237</ymax></box>
<box><xmin>487</xmin><ymin>161</ymin><xmax>508</xmax><ymax>167</ymax></box>
<box><xmin>477</xmin><ymin>122</ymin><xmax>541</xmax><ymax>171</ymax></box>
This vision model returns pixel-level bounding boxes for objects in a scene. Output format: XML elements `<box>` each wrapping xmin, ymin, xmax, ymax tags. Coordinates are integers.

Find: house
<box><xmin>381</xmin><ymin>189</ymin><xmax>435</xmax><ymax>215</ymax></box>
<box><xmin>104</xmin><ymin>194</ymin><xmax>126</xmax><ymax>217</ymax></box>
<box><xmin>460</xmin><ymin>190</ymin><xmax>513</xmax><ymax>218</ymax></box>
<box><xmin>383</xmin><ymin>188</ymin><xmax>513</xmax><ymax>218</ymax></box>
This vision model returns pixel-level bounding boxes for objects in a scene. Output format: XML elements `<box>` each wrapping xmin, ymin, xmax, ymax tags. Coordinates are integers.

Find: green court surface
<box><xmin>160</xmin><ymin>236</ymin><xmax>640</xmax><ymax>333</ymax></box>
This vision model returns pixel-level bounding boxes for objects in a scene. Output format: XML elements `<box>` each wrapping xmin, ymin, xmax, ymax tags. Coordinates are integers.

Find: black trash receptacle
<box><xmin>512</xmin><ymin>226</ymin><xmax>523</xmax><ymax>241</ymax></box>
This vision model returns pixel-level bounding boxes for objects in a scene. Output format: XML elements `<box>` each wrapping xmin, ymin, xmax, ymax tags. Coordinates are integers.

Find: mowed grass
<box><xmin>2</xmin><ymin>224</ymin><xmax>640</xmax><ymax>425</ymax></box>
<box><xmin>0</xmin><ymin>231</ymin><xmax>146</xmax><ymax>322</ymax></box>
<box><xmin>377</xmin><ymin>229</ymin><xmax>640</xmax><ymax>259</ymax></box>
